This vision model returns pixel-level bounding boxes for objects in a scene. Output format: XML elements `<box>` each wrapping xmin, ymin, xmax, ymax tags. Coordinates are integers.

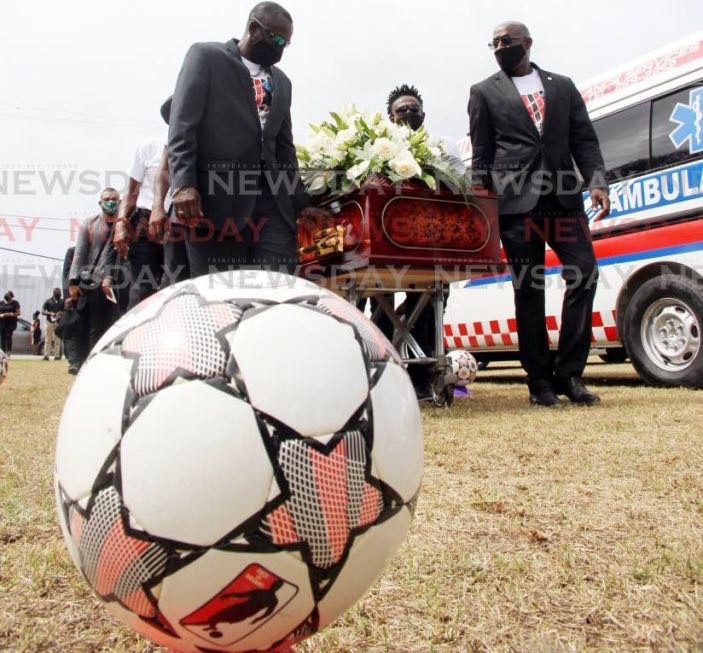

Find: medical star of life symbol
<box><xmin>669</xmin><ymin>87</ymin><xmax>703</xmax><ymax>155</ymax></box>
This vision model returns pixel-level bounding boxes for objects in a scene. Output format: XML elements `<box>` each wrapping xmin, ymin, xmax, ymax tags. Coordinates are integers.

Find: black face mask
<box><xmin>495</xmin><ymin>44</ymin><xmax>526</xmax><ymax>75</ymax></box>
<box><xmin>248</xmin><ymin>40</ymin><xmax>284</xmax><ymax>67</ymax></box>
<box><xmin>400</xmin><ymin>113</ymin><xmax>425</xmax><ymax>131</ymax></box>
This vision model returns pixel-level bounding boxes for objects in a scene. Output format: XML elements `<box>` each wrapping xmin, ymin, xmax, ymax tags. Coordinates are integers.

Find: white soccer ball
<box><xmin>0</xmin><ymin>349</ymin><xmax>7</xmax><ymax>385</ymax></box>
<box><xmin>447</xmin><ymin>349</ymin><xmax>478</xmax><ymax>386</ymax></box>
<box><xmin>55</xmin><ymin>271</ymin><xmax>423</xmax><ymax>653</ymax></box>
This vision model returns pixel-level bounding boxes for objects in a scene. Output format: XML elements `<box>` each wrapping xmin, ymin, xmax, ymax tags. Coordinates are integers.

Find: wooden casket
<box><xmin>297</xmin><ymin>177</ymin><xmax>504</xmax><ymax>289</ymax></box>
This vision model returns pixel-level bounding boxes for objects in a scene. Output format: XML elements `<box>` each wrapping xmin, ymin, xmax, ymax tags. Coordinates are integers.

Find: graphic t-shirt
<box><xmin>241</xmin><ymin>56</ymin><xmax>273</xmax><ymax>129</ymax></box>
<box><xmin>511</xmin><ymin>68</ymin><xmax>546</xmax><ymax>134</ymax></box>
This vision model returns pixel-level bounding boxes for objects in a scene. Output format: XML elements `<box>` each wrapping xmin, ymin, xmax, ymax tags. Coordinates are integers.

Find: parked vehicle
<box><xmin>11</xmin><ymin>318</ymin><xmax>45</xmax><ymax>356</ymax></box>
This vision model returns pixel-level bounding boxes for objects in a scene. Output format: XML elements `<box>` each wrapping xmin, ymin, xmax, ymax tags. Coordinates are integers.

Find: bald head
<box><xmin>491</xmin><ymin>21</ymin><xmax>532</xmax><ymax>76</ymax></box>
<box><xmin>249</xmin><ymin>2</ymin><xmax>292</xmax><ymax>24</ymax></box>
<box><xmin>494</xmin><ymin>21</ymin><xmax>530</xmax><ymax>39</ymax></box>
<box><xmin>240</xmin><ymin>1</ymin><xmax>293</xmax><ymax>66</ymax></box>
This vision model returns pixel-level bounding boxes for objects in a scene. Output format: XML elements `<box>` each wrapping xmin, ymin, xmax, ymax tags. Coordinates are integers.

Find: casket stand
<box><xmin>297</xmin><ymin>177</ymin><xmax>504</xmax><ymax>405</ymax></box>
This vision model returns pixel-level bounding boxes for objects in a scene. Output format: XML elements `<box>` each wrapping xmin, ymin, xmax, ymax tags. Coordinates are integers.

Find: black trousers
<box><xmin>357</xmin><ymin>296</ymin><xmax>394</xmax><ymax>341</ymax></box>
<box><xmin>186</xmin><ymin>186</ymin><xmax>296</xmax><ymax>278</ymax></box>
<box><xmin>63</xmin><ymin>334</ymin><xmax>82</xmax><ymax>369</ymax></box>
<box><xmin>0</xmin><ymin>325</ymin><xmax>15</xmax><ymax>353</ymax></box>
<box><xmin>357</xmin><ymin>293</ymin><xmax>438</xmax><ymax>385</ymax></box>
<box><xmin>128</xmin><ymin>210</ymin><xmax>164</xmax><ymax>309</ymax></box>
<box><xmin>499</xmin><ymin>194</ymin><xmax>598</xmax><ymax>387</ymax></box>
<box><xmin>76</xmin><ymin>288</ymin><xmax>120</xmax><ymax>366</ymax></box>
<box><xmin>161</xmin><ymin>223</ymin><xmax>190</xmax><ymax>288</ymax></box>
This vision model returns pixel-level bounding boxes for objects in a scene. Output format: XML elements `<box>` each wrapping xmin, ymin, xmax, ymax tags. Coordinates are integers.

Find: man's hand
<box><xmin>69</xmin><ymin>285</ymin><xmax>81</xmax><ymax>301</ymax></box>
<box><xmin>298</xmin><ymin>206</ymin><xmax>333</xmax><ymax>231</ymax></box>
<box><xmin>100</xmin><ymin>278</ymin><xmax>113</xmax><ymax>298</ymax></box>
<box><xmin>149</xmin><ymin>207</ymin><xmax>170</xmax><ymax>244</ymax></box>
<box><xmin>172</xmin><ymin>187</ymin><xmax>203</xmax><ymax>225</ymax></box>
<box><xmin>114</xmin><ymin>221</ymin><xmax>131</xmax><ymax>258</ymax></box>
<box><xmin>590</xmin><ymin>188</ymin><xmax>611</xmax><ymax>222</ymax></box>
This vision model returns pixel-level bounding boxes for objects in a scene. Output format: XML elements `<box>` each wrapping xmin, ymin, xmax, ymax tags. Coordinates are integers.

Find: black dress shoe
<box><xmin>528</xmin><ymin>380</ymin><xmax>562</xmax><ymax>407</ymax></box>
<box><xmin>554</xmin><ymin>376</ymin><xmax>600</xmax><ymax>405</ymax></box>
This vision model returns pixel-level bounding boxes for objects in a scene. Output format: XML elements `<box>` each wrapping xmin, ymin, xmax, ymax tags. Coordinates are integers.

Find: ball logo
<box><xmin>180</xmin><ymin>564</ymin><xmax>299</xmax><ymax>646</ymax></box>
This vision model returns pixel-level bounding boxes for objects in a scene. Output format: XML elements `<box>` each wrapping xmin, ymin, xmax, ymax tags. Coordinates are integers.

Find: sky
<box><xmin>0</xmin><ymin>0</ymin><xmax>701</xmax><ymax>277</ymax></box>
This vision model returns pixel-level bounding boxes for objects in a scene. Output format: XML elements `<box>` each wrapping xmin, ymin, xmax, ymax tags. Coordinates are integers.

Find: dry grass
<box><xmin>1</xmin><ymin>359</ymin><xmax>703</xmax><ymax>652</ymax></box>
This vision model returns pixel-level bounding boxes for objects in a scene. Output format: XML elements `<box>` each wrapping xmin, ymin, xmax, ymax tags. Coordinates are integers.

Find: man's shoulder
<box><xmin>471</xmin><ymin>71</ymin><xmax>501</xmax><ymax>92</ymax></box>
<box><xmin>185</xmin><ymin>41</ymin><xmax>234</xmax><ymax>63</ymax></box>
<box><xmin>135</xmin><ymin>138</ymin><xmax>165</xmax><ymax>160</ymax></box>
<box><xmin>80</xmin><ymin>215</ymin><xmax>100</xmax><ymax>229</ymax></box>
<box><xmin>188</xmin><ymin>41</ymin><xmax>229</xmax><ymax>54</ymax></box>
<box><xmin>534</xmin><ymin>65</ymin><xmax>573</xmax><ymax>87</ymax></box>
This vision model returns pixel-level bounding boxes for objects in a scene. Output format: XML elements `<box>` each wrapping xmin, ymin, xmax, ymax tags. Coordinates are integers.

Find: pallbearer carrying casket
<box><xmin>376</xmin><ymin>84</ymin><xmax>465</xmax><ymax>400</ymax></box>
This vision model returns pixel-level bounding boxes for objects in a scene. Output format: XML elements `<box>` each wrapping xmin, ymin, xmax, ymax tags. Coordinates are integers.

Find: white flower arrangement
<box><xmin>296</xmin><ymin>105</ymin><xmax>462</xmax><ymax>197</ymax></box>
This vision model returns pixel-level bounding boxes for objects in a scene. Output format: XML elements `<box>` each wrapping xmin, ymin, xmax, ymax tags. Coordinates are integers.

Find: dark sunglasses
<box><xmin>488</xmin><ymin>34</ymin><xmax>524</xmax><ymax>50</ymax></box>
<box><xmin>395</xmin><ymin>105</ymin><xmax>422</xmax><ymax>114</ymax></box>
<box><xmin>252</xmin><ymin>17</ymin><xmax>291</xmax><ymax>48</ymax></box>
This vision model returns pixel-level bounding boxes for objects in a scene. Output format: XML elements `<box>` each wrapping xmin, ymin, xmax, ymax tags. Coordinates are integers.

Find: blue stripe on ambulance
<box><xmin>466</xmin><ymin>239</ymin><xmax>703</xmax><ymax>287</ymax></box>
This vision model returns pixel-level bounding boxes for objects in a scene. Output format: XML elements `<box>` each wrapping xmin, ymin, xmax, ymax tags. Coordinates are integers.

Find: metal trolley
<box><xmin>297</xmin><ymin>183</ymin><xmax>503</xmax><ymax>405</ymax></box>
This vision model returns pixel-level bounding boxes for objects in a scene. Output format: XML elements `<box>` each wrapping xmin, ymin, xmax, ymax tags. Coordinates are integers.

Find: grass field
<box><xmin>1</xmin><ymin>358</ymin><xmax>702</xmax><ymax>652</ymax></box>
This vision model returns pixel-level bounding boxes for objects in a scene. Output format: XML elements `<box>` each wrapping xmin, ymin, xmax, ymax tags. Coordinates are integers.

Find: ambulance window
<box><xmin>592</xmin><ymin>102</ymin><xmax>650</xmax><ymax>182</ymax></box>
<box><xmin>651</xmin><ymin>84</ymin><xmax>703</xmax><ymax>169</ymax></box>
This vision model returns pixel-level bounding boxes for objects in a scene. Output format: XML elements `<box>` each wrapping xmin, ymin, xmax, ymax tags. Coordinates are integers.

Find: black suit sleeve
<box><xmin>62</xmin><ymin>247</ymin><xmax>75</xmax><ymax>297</ymax></box>
<box><xmin>275</xmin><ymin>90</ymin><xmax>309</xmax><ymax>212</ymax></box>
<box><xmin>468</xmin><ymin>84</ymin><xmax>496</xmax><ymax>190</ymax></box>
<box><xmin>168</xmin><ymin>44</ymin><xmax>211</xmax><ymax>191</ymax></box>
<box><xmin>568</xmin><ymin>78</ymin><xmax>608</xmax><ymax>191</ymax></box>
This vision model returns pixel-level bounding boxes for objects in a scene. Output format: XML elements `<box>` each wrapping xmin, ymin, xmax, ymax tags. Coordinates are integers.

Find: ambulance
<box><xmin>445</xmin><ymin>32</ymin><xmax>703</xmax><ymax>387</ymax></box>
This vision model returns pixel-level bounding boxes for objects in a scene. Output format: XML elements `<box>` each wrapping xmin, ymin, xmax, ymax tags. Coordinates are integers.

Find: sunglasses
<box><xmin>252</xmin><ymin>17</ymin><xmax>291</xmax><ymax>48</ymax></box>
<box><xmin>488</xmin><ymin>34</ymin><xmax>525</xmax><ymax>50</ymax></box>
<box><xmin>395</xmin><ymin>105</ymin><xmax>422</xmax><ymax>114</ymax></box>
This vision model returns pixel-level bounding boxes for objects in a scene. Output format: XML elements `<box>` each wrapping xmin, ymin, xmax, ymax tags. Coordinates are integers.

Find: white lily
<box><xmin>346</xmin><ymin>160</ymin><xmax>371</xmax><ymax>181</ymax></box>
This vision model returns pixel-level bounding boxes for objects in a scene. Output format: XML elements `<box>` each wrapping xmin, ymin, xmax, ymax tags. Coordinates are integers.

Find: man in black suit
<box><xmin>61</xmin><ymin>246</ymin><xmax>81</xmax><ymax>374</ymax></box>
<box><xmin>168</xmin><ymin>2</ymin><xmax>326</xmax><ymax>277</ymax></box>
<box><xmin>469</xmin><ymin>21</ymin><xmax>611</xmax><ymax>406</ymax></box>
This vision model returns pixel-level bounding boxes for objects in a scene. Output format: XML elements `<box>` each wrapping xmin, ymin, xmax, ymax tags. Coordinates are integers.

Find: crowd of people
<box><xmin>4</xmin><ymin>4</ymin><xmax>612</xmax><ymax>407</ymax></box>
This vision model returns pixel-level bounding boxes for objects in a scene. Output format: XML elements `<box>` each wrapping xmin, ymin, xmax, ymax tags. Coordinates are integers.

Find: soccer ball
<box><xmin>447</xmin><ymin>350</ymin><xmax>478</xmax><ymax>386</ymax></box>
<box><xmin>0</xmin><ymin>349</ymin><xmax>7</xmax><ymax>385</ymax></box>
<box><xmin>55</xmin><ymin>272</ymin><xmax>423</xmax><ymax>653</ymax></box>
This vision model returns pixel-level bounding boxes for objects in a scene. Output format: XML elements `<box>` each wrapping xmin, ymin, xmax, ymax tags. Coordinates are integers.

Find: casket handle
<box><xmin>297</xmin><ymin>224</ymin><xmax>345</xmax><ymax>259</ymax></box>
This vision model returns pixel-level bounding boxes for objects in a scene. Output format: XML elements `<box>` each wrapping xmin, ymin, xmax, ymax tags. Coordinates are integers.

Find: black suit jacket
<box><xmin>168</xmin><ymin>39</ymin><xmax>307</xmax><ymax>231</ymax></box>
<box><xmin>468</xmin><ymin>64</ymin><xmax>607</xmax><ymax>215</ymax></box>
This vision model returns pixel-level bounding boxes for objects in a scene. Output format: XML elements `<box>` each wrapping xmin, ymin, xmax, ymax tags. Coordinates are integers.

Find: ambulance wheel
<box><xmin>624</xmin><ymin>275</ymin><xmax>703</xmax><ymax>388</ymax></box>
<box><xmin>598</xmin><ymin>347</ymin><xmax>628</xmax><ymax>364</ymax></box>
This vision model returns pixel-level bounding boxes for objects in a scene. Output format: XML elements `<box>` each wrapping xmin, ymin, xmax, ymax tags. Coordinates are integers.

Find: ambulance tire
<box><xmin>624</xmin><ymin>275</ymin><xmax>703</xmax><ymax>388</ymax></box>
